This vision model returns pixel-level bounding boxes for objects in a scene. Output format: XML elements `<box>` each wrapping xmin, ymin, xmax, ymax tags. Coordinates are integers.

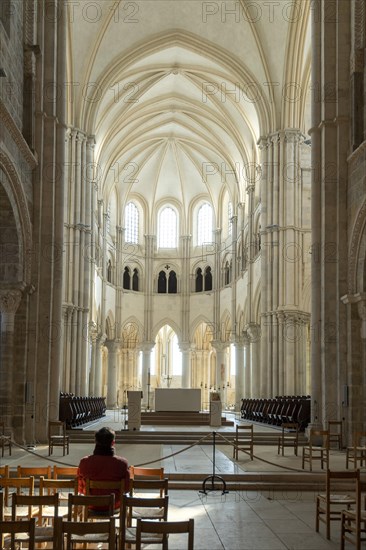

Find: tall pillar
<box><xmin>0</xmin><ymin>289</ymin><xmax>22</xmax><ymax>424</ymax></box>
<box><xmin>247</xmin><ymin>323</ymin><xmax>261</xmax><ymax>397</ymax></box>
<box><xmin>243</xmin><ymin>331</ymin><xmax>251</xmax><ymax>398</ymax></box>
<box><xmin>180</xmin><ymin>343</ymin><xmax>192</xmax><ymax>388</ymax></box>
<box><xmin>234</xmin><ymin>340</ymin><xmax>245</xmax><ymax>410</ymax></box>
<box><xmin>212</xmin><ymin>341</ymin><xmax>228</xmax><ymax>404</ymax></box>
<box><xmin>95</xmin><ymin>334</ymin><xmax>106</xmax><ymax>396</ymax></box>
<box><xmin>106</xmin><ymin>340</ymin><xmax>119</xmax><ymax>408</ymax></box>
<box><xmin>141</xmin><ymin>342</ymin><xmax>154</xmax><ymax>408</ymax></box>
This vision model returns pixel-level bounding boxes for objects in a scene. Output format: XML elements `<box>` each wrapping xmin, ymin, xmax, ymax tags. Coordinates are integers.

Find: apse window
<box><xmin>125</xmin><ymin>202</ymin><xmax>139</xmax><ymax>244</ymax></box>
<box><xmin>158</xmin><ymin>206</ymin><xmax>177</xmax><ymax>248</ymax></box>
<box><xmin>197</xmin><ymin>203</ymin><xmax>213</xmax><ymax>246</ymax></box>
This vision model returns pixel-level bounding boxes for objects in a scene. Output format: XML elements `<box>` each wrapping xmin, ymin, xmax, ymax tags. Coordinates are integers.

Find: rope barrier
<box><xmin>1</xmin><ymin>432</ymin><xmax>324</xmax><ymax>474</ymax></box>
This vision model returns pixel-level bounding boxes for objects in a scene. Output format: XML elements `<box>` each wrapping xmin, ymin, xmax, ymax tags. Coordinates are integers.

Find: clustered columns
<box><xmin>180</xmin><ymin>342</ymin><xmax>192</xmax><ymax>388</ymax></box>
<box><xmin>211</xmin><ymin>340</ymin><xmax>228</xmax><ymax>404</ymax></box>
<box><xmin>0</xmin><ymin>288</ymin><xmax>22</xmax><ymax>425</ymax></box>
<box><xmin>140</xmin><ymin>342</ymin><xmax>154</xmax><ymax>408</ymax></box>
<box><xmin>341</xmin><ymin>294</ymin><xmax>366</xmax><ymax>436</ymax></box>
<box><xmin>106</xmin><ymin>340</ymin><xmax>120</xmax><ymax>408</ymax></box>
<box><xmin>259</xmin><ymin>127</ymin><xmax>310</xmax><ymax>398</ymax></box>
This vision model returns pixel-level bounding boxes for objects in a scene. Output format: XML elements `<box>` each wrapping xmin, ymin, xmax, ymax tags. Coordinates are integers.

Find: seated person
<box><xmin>78</xmin><ymin>427</ymin><xmax>130</xmax><ymax>512</ymax></box>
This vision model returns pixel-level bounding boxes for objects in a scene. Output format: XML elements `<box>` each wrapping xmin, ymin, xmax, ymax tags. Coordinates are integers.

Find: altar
<box><xmin>154</xmin><ymin>388</ymin><xmax>201</xmax><ymax>412</ymax></box>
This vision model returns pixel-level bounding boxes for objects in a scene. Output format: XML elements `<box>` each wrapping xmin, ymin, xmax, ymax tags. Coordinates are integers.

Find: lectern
<box><xmin>128</xmin><ymin>391</ymin><xmax>142</xmax><ymax>431</ymax></box>
<box><xmin>209</xmin><ymin>392</ymin><xmax>222</xmax><ymax>427</ymax></box>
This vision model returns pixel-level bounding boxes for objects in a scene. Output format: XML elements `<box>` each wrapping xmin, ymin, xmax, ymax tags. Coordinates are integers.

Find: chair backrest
<box><xmin>0</xmin><ymin>518</ymin><xmax>36</xmax><ymax>550</ymax></box>
<box><xmin>120</xmin><ymin>493</ymin><xmax>169</xmax><ymax>547</ymax></box>
<box><xmin>309</xmin><ymin>429</ymin><xmax>329</xmax><ymax>448</ymax></box>
<box><xmin>129</xmin><ymin>466</ymin><xmax>165</xmax><ymax>479</ymax></box>
<box><xmin>135</xmin><ymin>518</ymin><xmax>194</xmax><ymax>550</ymax></box>
<box><xmin>54</xmin><ymin>516</ymin><xmax>115</xmax><ymax>549</ymax></box>
<box><xmin>17</xmin><ymin>466</ymin><xmax>52</xmax><ymax>480</ymax></box>
<box><xmin>324</xmin><ymin>469</ymin><xmax>360</xmax><ymax>496</ymax></box>
<box><xmin>67</xmin><ymin>493</ymin><xmax>115</xmax><ymax>521</ymax></box>
<box><xmin>39</xmin><ymin>476</ymin><xmax>78</xmax><ymax>497</ymax></box>
<box><xmin>129</xmin><ymin>478</ymin><xmax>169</xmax><ymax>498</ymax></box>
<box><xmin>11</xmin><ymin>493</ymin><xmax>59</xmax><ymax>524</ymax></box>
<box><xmin>53</xmin><ymin>466</ymin><xmax>78</xmax><ymax>479</ymax></box>
<box><xmin>85</xmin><ymin>478</ymin><xmax>126</xmax><ymax>507</ymax></box>
<box><xmin>352</xmin><ymin>431</ymin><xmax>366</xmax><ymax>447</ymax></box>
<box><xmin>0</xmin><ymin>465</ymin><xmax>9</xmax><ymax>478</ymax></box>
<box><xmin>236</xmin><ymin>424</ymin><xmax>254</xmax><ymax>437</ymax></box>
<box><xmin>48</xmin><ymin>421</ymin><xmax>66</xmax><ymax>438</ymax></box>
<box><xmin>0</xmin><ymin>476</ymin><xmax>34</xmax><ymax>507</ymax></box>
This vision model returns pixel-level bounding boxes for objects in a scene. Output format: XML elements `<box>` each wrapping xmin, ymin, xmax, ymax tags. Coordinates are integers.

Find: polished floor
<box><xmin>0</xmin><ymin>411</ymin><xmax>360</xmax><ymax>549</ymax></box>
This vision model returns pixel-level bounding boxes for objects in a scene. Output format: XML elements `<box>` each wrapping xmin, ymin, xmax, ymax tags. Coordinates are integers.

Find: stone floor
<box><xmin>0</xmin><ymin>411</ymin><xmax>361</xmax><ymax>549</ymax></box>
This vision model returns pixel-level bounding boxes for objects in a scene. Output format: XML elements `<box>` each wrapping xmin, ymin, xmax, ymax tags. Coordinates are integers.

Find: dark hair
<box><xmin>94</xmin><ymin>427</ymin><xmax>115</xmax><ymax>448</ymax></box>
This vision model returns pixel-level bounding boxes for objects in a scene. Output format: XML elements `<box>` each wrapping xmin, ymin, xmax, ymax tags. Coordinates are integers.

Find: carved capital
<box><xmin>0</xmin><ymin>289</ymin><xmax>22</xmax><ymax>332</ymax></box>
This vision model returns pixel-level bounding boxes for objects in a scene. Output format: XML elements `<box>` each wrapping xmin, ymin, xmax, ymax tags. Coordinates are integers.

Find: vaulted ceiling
<box><xmin>66</xmin><ymin>0</ymin><xmax>311</xmax><ymax>226</ymax></box>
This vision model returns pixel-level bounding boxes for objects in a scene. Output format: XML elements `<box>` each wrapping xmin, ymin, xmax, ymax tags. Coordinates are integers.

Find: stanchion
<box><xmin>199</xmin><ymin>431</ymin><xmax>229</xmax><ymax>495</ymax></box>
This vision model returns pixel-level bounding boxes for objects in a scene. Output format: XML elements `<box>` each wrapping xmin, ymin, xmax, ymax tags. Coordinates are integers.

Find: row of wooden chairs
<box><xmin>0</xmin><ymin>468</ymin><xmax>194</xmax><ymax>549</ymax></box>
<box><xmin>240</xmin><ymin>396</ymin><xmax>311</xmax><ymax>429</ymax></box>
<box><xmin>315</xmin><ymin>468</ymin><xmax>366</xmax><ymax>548</ymax></box>
<box><xmin>59</xmin><ymin>393</ymin><xmax>106</xmax><ymax>428</ymax></box>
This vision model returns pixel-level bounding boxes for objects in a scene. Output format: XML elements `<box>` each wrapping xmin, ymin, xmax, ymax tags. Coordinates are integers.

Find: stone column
<box><xmin>0</xmin><ymin>289</ymin><xmax>22</xmax><ymax>423</ymax></box>
<box><xmin>141</xmin><ymin>342</ymin><xmax>154</xmax><ymax>408</ymax></box>
<box><xmin>95</xmin><ymin>334</ymin><xmax>106</xmax><ymax>396</ymax></box>
<box><xmin>247</xmin><ymin>323</ymin><xmax>261</xmax><ymax>397</ymax></box>
<box><xmin>242</xmin><ymin>331</ymin><xmax>251</xmax><ymax>398</ymax></box>
<box><xmin>106</xmin><ymin>340</ymin><xmax>119</xmax><ymax>408</ymax></box>
<box><xmin>88</xmin><ymin>325</ymin><xmax>98</xmax><ymax>395</ymax></box>
<box><xmin>180</xmin><ymin>342</ymin><xmax>192</xmax><ymax>388</ymax></box>
<box><xmin>234</xmin><ymin>340</ymin><xmax>245</xmax><ymax>410</ymax></box>
<box><xmin>212</xmin><ymin>341</ymin><xmax>228</xmax><ymax>404</ymax></box>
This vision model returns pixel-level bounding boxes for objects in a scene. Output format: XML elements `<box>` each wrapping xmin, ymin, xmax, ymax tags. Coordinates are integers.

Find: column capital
<box><xmin>140</xmin><ymin>341</ymin><xmax>155</xmax><ymax>353</ymax></box>
<box><xmin>245</xmin><ymin>322</ymin><xmax>261</xmax><ymax>342</ymax></box>
<box><xmin>0</xmin><ymin>289</ymin><xmax>22</xmax><ymax>315</ymax></box>
<box><xmin>211</xmin><ymin>340</ymin><xmax>228</xmax><ymax>352</ymax></box>
<box><xmin>0</xmin><ymin>289</ymin><xmax>22</xmax><ymax>332</ymax></box>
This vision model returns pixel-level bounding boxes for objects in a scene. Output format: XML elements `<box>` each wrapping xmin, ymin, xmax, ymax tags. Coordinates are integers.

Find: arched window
<box><xmin>107</xmin><ymin>260</ymin><xmax>112</xmax><ymax>283</ymax></box>
<box><xmin>123</xmin><ymin>266</ymin><xmax>131</xmax><ymax>289</ymax></box>
<box><xmin>125</xmin><ymin>202</ymin><xmax>139</xmax><ymax>244</ymax></box>
<box><xmin>228</xmin><ymin>201</ymin><xmax>233</xmax><ymax>236</ymax></box>
<box><xmin>205</xmin><ymin>266</ymin><xmax>212</xmax><ymax>291</ymax></box>
<box><xmin>132</xmin><ymin>268</ymin><xmax>139</xmax><ymax>291</ymax></box>
<box><xmin>158</xmin><ymin>207</ymin><xmax>177</xmax><ymax>248</ymax></box>
<box><xmin>224</xmin><ymin>261</ymin><xmax>230</xmax><ymax>285</ymax></box>
<box><xmin>195</xmin><ymin>268</ymin><xmax>203</xmax><ymax>292</ymax></box>
<box><xmin>158</xmin><ymin>270</ymin><xmax>167</xmax><ymax>293</ymax></box>
<box><xmin>197</xmin><ymin>203</ymin><xmax>213</xmax><ymax>246</ymax></box>
<box><xmin>168</xmin><ymin>271</ymin><xmax>177</xmax><ymax>293</ymax></box>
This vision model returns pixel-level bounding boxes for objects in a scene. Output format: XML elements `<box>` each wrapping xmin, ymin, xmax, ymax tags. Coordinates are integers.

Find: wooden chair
<box><xmin>346</xmin><ymin>432</ymin><xmax>366</xmax><ymax>469</ymax></box>
<box><xmin>17</xmin><ymin>465</ymin><xmax>52</xmax><ymax>480</ymax></box>
<box><xmin>85</xmin><ymin>478</ymin><xmax>125</xmax><ymax>514</ymax></box>
<box><xmin>48</xmin><ymin>421</ymin><xmax>70</xmax><ymax>456</ymax></box>
<box><xmin>233</xmin><ymin>424</ymin><xmax>254</xmax><ymax>460</ymax></box>
<box><xmin>0</xmin><ymin>465</ymin><xmax>9</xmax><ymax>478</ymax></box>
<box><xmin>136</xmin><ymin>518</ymin><xmax>194</xmax><ymax>550</ymax></box>
<box><xmin>277</xmin><ymin>422</ymin><xmax>299</xmax><ymax>456</ymax></box>
<box><xmin>12</xmin><ymin>493</ymin><xmax>59</xmax><ymax>545</ymax></box>
<box><xmin>0</xmin><ymin>518</ymin><xmax>36</xmax><ymax>550</ymax></box>
<box><xmin>119</xmin><ymin>493</ymin><xmax>168</xmax><ymax>550</ymax></box>
<box><xmin>53</xmin><ymin>466</ymin><xmax>78</xmax><ymax>479</ymax></box>
<box><xmin>129</xmin><ymin>479</ymin><xmax>169</xmax><ymax>521</ymax></box>
<box><xmin>0</xmin><ymin>422</ymin><xmax>11</xmax><ymax>457</ymax></box>
<box><xmin>328</xmin><ymin>420</ymin><xmax>343</xmax><ymax>450</ymax></box>
<box><xmin>129</xmin><ymin>466</ymin><xmax>165</xmax><ymax>479</ymax></box>
<box><xmin>67</xmin><ymin>493</ymin><xmax>115</xmax><ymax>521</ymax></box>
<box><xmin>340</xmin><ymin>478</ymin><xmax>366</xmax><ymax>549</ymax></box>
<box><xmin>0</xmin><ymin>476</ymin><xmax>35</xmax><ymax>519</ymax></box>
<box><xmin>54</xmin><ymin>515</ymin><xmax>116</xmax><ymax>550</ymax></box>
<box><xmin>315</xmin><ymin>469</ymin><xmax>359</xmax><ymax>539</ymax></box>
<box><xmin>40</xmin><ymin>476</ymin><xmax>78</xmax><ymax>517</ymax></box>
<box><xmin>302</xmin><ymin>429</ymin><xmax>330</xmax><ymax>471</ymax></box>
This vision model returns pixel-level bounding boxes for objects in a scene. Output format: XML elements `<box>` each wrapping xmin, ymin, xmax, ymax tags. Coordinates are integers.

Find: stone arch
<box><xmin>0</xmin><ymin>152</ymin><xmax>32</xmax><ymax>285</ymax></box>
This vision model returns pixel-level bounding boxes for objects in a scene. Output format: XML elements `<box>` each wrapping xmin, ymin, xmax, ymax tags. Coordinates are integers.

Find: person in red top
<box><xmin>77</xmin><ymin>427</ymin><xmax>130</xmax><ymax>511</ymax></box>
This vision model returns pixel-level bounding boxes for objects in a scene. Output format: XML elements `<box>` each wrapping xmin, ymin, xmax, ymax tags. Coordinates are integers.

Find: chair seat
<box><xmin>318</xmin><ymin>493</ymin><xmax>356</xmax><ymax>504</ymax></box>
<box><xmin>4</xmin><ymin>506</ymin><xmax>40</xmax><ymax>519</ymax></box>
<box><xmin>70</xmin><ymin>532</ymin><xmax>111</xmax><ymax>543</ymax></box>
<box><xmin>15</xmin><ymin>526</ymin><xmax>54</xmax><ymax>543</ymax></box>
<box><xmin>132</xmin><ymin>506</ymin><xmax>165</xmax><ymax>519</ymax></box>
<box><xmin>125</xmin><ymin>526</ymin><xmax>164</xmax><ymax>544</ymax></box>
